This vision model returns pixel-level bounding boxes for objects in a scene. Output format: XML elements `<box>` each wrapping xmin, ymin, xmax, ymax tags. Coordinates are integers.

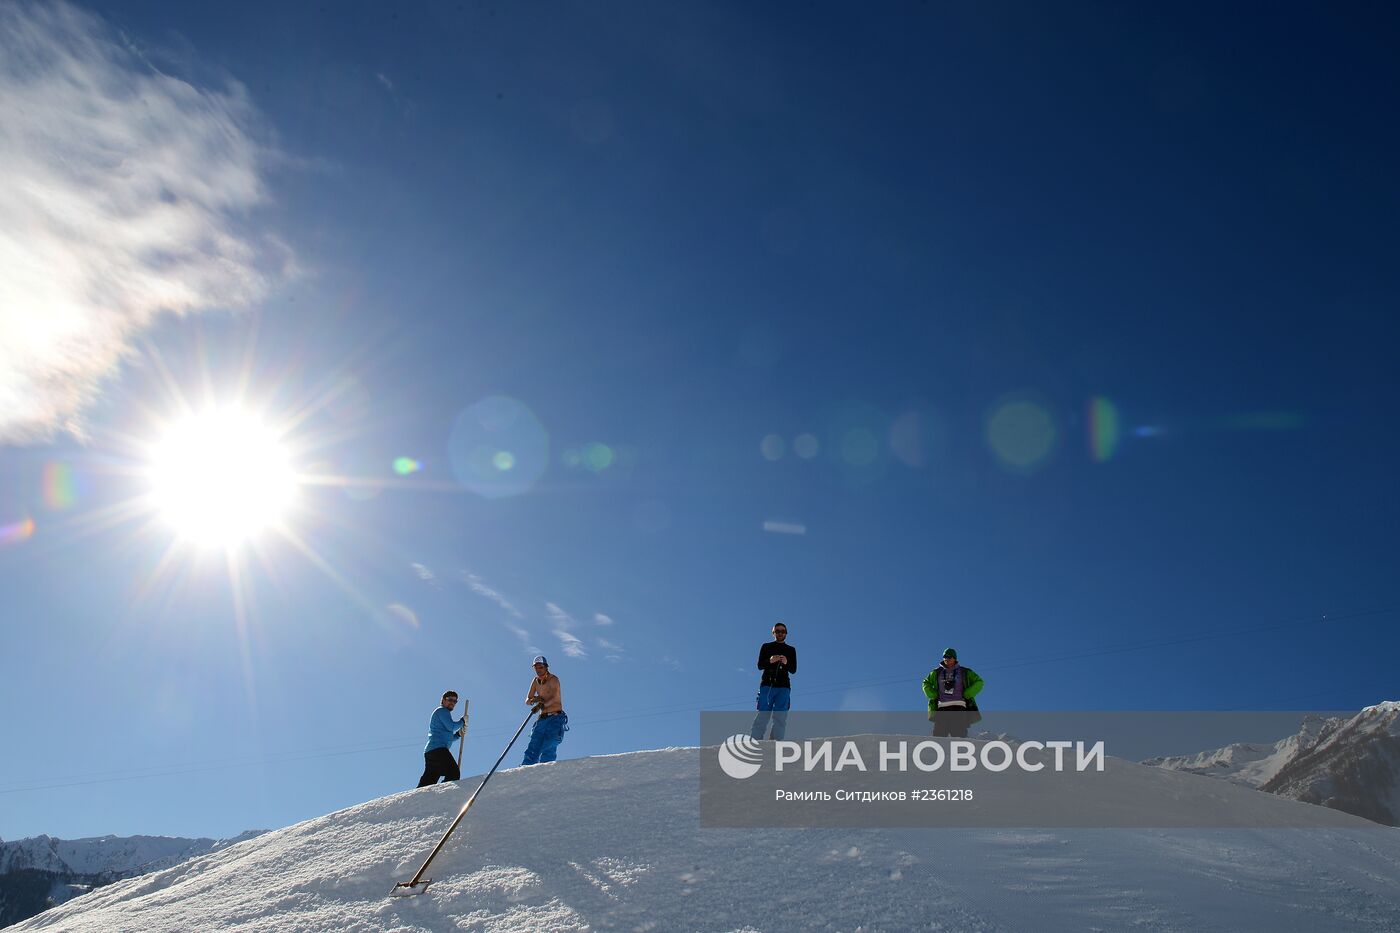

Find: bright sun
<box><xmin>147</xmin><ymin>408</ymin><xmax>296</xmax><ymax>548</ymax></box>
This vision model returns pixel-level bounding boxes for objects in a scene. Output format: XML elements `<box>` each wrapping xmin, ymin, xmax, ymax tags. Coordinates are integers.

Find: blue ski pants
<box><xmin>522</xmin><ymin>712</ymin><xmax>568</xmax><ymax>765</ymax></box>
<box><xmin>750</xmin><ymin>685</ymin><xmax>791</xmax><ymax>740</ymax></box>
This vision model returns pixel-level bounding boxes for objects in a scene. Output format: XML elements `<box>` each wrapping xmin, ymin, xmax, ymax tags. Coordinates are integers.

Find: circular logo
<box><xmin>717</xmin><ymin>734</ymin><xmax>764</xmax><ymax>780</ymax></box>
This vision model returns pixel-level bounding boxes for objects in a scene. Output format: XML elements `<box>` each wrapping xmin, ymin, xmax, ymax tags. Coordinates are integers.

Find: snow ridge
<box><xmin>12</xmin><ymin>746</ymin><xmax>1400</xmax><ymax>932</ymax></box>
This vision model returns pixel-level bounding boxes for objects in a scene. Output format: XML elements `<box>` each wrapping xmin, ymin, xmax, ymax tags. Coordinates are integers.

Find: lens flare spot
<box><xmin>386</xmin><ymin>603</ymin><xmax>419</xmax><ymax>629</ymax></box>
<box><xmin>583</xmin><ymin>442</ymin><xmax>614</xmax><ymax>472</ymax></box>
<box><xmin>762</xmin><ymin>520</ymin><xmax>807</xmax><ymax>535</ymax></box>
<box><xmin>840</xmin><ymin>428</ymin><xmax>879</xmax><ymax>467</ymax></box>
<box><xmin>987</xmin><ymin>399</ymin><xmax>1057</xmax><ymax>472</ymax></box>
<box><xmin>825</xmin><ymin>403</ymin><xmax>889</xmax><ymax>486</ymax></box>
<box><xmin>760</xmin><ymin>434</ymin><xmax>785</xmax><ymax>461</ymax></box>
<box><xmin>448</xmin><ymin>396</ymin><xmax>549</xmax><ymax>498</ymax></box>
<box><xmin>793</xmin><ymin>433</ymin><xmax>820</xmax><ymax>460</ymax></box>
<box><xmin>493</xmin><ymin>450</ymin><xmax>516</xmax><ymax>471</ymax></box>
<box><xmin>392</xmin><ymin>457</ymin><xmax>423</xmax><ymax>476</ymax></box>
<box><xmin>562</xmin><ymin>448</ymin><xmax>582</xmax><ymax>468</ymax></box>
<box><xmin>0</xmin><ymin>516</ymin><xmax>36</xmax><ymax>546</ymax></box>
<box><xmin>889</xmin><ymin>410</ymin><xmax>945</xmax><ymax>468</ymax></box>
<box><xmin>1087</xmin><ymin>396</ymin><xmax>1121</xmax><ymax>462</ymax></box>
<box><xmin>42</xmin><ymin>462</ymin><xmax>78</xmax><ymax>509</ymax></box>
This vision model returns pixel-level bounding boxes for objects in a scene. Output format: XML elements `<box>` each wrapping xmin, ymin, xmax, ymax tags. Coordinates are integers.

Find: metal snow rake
<box><xmin>390</xmin><ymin>705</ymin><xmax>539</xmax><ymax>896</ymax></box>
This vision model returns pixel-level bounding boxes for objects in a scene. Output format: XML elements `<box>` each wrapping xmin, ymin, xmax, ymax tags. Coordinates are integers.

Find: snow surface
<box><xmin>13</xmin><ymin>746</ymin><xmax>1400</xmax><ymax>932</ymax></box>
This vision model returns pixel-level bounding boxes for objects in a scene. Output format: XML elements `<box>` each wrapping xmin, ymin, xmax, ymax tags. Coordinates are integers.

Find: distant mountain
<box><xmin>0</xmin><ymin>831</ymin><xmax>263</xmax><ymax>928</ymax></box>
<box><xmin>1263</xmin><ymin>702</ymin><xmax>1400</xmax><ymax>826</ymax></box>
<box><xmin>1146</xmin><ymin>702</ymin><xmax>1400</xmax><ymax>826</ymax></box>
<box><xmin>1143</xmin><ymin>713</ymin><xmax>1341</xmax><ymax>787</ymax></box>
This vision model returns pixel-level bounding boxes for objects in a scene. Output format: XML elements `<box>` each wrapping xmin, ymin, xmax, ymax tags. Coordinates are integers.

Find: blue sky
<box><xmin>2</xmin><ymin>1</ymin><xmax>1398</xmax><ymax>841</ymax></box>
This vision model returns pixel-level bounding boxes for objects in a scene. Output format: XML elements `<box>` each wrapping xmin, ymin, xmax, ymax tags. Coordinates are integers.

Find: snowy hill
<box><xmin>1147</xmin><ymin>703</ymin><xmax>1400</xmax><ymax>826</ymax></box>
<box><xmin>11</xmin><ymin>744</ymin><xmax>1400</xmax><ymax>932</ymax></box>
<box><xmin>0</xmin><ymin>831</ymin><xmax>263</xmax><ymax>927</ymax></box>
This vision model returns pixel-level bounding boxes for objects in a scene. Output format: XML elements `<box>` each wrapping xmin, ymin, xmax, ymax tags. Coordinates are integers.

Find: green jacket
<box><xmin>922</xmin><ymin>665</ymin><xmax>983</xmax><ymax>717</ymax></box>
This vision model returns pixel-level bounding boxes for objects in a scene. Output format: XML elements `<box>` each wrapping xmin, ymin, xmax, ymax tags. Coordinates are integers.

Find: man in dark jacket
<box><xmin>922</xmin><ymin>648</ymin><xmax>984</xmax><ymax>738</ymax></box>
<box><xmin>750</xmin><ymin>621</ymin><xmax>796</xmax><ymax>740</ymax></box>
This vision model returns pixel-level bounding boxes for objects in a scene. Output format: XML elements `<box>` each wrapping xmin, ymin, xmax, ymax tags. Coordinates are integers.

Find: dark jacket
<box><xmin>757</xmin><ymin>641</ymin><xmax>797</xmax><ymax>689</ymax></box>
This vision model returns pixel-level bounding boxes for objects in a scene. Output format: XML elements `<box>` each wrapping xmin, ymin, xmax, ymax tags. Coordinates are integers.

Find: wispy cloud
<box><xmin>0</xmin><ymin>1</ymin><xmax>289</xmax><ymax>443</ymax></box>
<box><xmin>762</xmin><ymin>520</ymin><xmax>808</xmax><ymax>536</ymax></box>
<box><xmin>411</xmin><ymin>563</ymin><xmax>437</xmax><ymax>584</ymax></box>
<box><xmin>597</xmin><ymin>636</ymin><xmax>625</xmax><ymax>662</ymax></box>
<box><xmin>594</xmin><ymin>613</ymin><xmax>615</xmax><ymax>626</ymax></box>
<box><xmin>458</xmin><ymin>570</ymin><xmax>524</xmax><ymax>619</ymax></box>
<box><xmin>545</xmin><ymin>602</ymin><xmax>588</xmax><ymax>659</ymax></box>
<box><xmin>375</xmin><ymin>71</ymin><xmax>394</xmax><ymax>91</ymax></box>
<box><xmin>503</xmin><ymin>621</ymin><xmax>538</xmax><ymax>654</ymax></box>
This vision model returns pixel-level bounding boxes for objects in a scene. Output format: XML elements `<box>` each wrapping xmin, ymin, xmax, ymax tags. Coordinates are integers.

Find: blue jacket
<box><xmin>424</xmin><ymin>706</ymin><xmax>464</xmax><ymax>753</ymax></box>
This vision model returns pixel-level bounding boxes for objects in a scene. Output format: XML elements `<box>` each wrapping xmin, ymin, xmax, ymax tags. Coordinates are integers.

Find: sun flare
<box><xmin>147</xmin><ymin>408</ymin><xmax>296</xmax><ymax>548</ymax></box>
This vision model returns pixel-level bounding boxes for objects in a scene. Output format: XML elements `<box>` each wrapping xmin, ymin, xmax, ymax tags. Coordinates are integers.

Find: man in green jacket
<box><xmin>922</xmin><ymin>648</ymin><xmax>983</xmax><ymax>738</ymax></box>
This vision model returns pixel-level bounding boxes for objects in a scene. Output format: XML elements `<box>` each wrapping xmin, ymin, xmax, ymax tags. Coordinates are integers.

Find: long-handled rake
<box><xmin>456</xmin><ymin>699</ymin><xmax>469</xmax><ymax>769</ymax></box>
<box><xmin>390</xmin><ymin>705</ymin><xmax>539</xmax><ymax>896</ymax></box>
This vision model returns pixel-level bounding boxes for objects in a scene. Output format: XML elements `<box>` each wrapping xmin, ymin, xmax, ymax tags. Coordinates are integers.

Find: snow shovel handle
<box><xmin>398</xmin><ymin>705</ymin><xmax>540</xmax><ymax>891</ymax></box>
<box><xmin>456</xmin><ymin>699</ymin><xmax>469</xmax><ymax>768</ymax></box>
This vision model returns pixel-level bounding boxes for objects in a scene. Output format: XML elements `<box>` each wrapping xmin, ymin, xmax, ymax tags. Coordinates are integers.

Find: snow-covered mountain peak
<box><xmin>1149</xmin><ymin>705</ymin><xmax>1400</xmax><ymax>827</ymax></box>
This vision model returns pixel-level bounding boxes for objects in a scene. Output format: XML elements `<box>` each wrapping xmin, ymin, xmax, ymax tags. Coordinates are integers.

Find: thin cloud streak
<box><xmin>545</xmin><ymin>602</ymin><xmax>588</xmax><ymax>659</ymax></box>
<box><xmin>0</xmin><ymin>1</ymin><xmax>289</xmax><ymax>443</ymax></box>
<box><xmin>459</xmin><ymin>570</ymin><xmax>524</xmax><ymax>619</ymax></box>
<box><xmin>503</xmin><ymin>621</ymin><xmax>538</xmax><ymax>655</ymax></box>
<box><xmin>597</xmin><ymin>636</ymin><xmax>625</xmax><ymax>662</ymax></box>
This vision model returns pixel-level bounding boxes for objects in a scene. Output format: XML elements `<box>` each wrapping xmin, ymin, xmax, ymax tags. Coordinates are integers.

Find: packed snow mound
<box><xmin>0</xmin><ymin>830</ymin><xmax>269</xmax><ymax>928</ymax></box>
<box><xmin>14</xmin><ymin>747</ymin><xmax>1400</xmax><ymax>932</ymax></box>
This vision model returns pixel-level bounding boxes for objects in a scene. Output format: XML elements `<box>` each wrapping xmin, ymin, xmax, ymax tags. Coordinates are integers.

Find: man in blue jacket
<box><xmin>417</xmin><ymin>690</ymin><xmax>467</xmax><ymax>787</ymax></box>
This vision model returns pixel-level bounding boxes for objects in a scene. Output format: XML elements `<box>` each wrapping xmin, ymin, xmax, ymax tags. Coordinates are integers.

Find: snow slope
<box><xmin>13</xmin><ymin>745</ymin><xmax>1400</xmax><ymax>932</ymax></box>
<box><xmin>0</xmin><ymin>831</ymin><xmax>268</xmax><ymax>927</ymax></box>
